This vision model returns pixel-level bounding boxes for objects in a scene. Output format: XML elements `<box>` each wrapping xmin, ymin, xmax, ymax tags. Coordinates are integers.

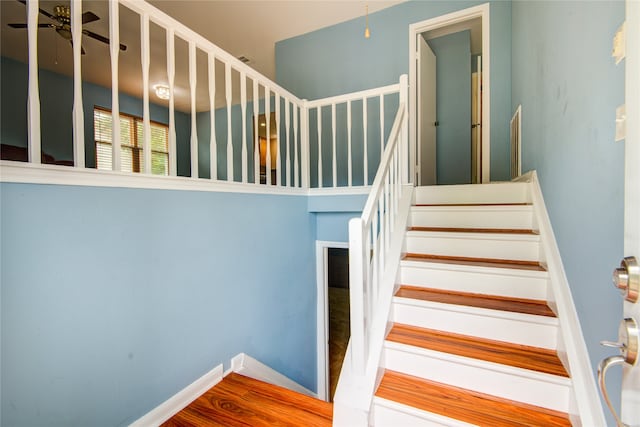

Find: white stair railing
<box><xmin>333</xmin><ymin>75</ymin><xmax>414</xmax><ymax>426</ymax></box>
<box><xmin>7</xmin><ymin>0</ymin><xmax>401</xmax><ymax>193</ymax></box>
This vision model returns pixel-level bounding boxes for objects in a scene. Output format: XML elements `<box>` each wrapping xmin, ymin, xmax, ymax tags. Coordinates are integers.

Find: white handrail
<box><xmin>348</xmin><ymin>75</ymin><xmax>408</xmax><ymax>373</ymax></box>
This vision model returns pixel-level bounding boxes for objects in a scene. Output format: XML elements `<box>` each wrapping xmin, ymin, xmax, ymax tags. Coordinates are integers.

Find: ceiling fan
<box><xmin>7</xmin><ymin>0</ymin><xmax>127</xmax><ymax>54</ymax></box>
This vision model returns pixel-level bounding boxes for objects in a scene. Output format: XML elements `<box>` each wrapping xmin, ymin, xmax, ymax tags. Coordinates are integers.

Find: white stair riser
<box><xmin>410</xmin><ymin>207</ymin><xmax>534</xmax><ymax>230</ymax></box>
<box><xmin>383</xmin><ymin>346</ymin><xmax>571</xmax><ymax>413</ymax></box>
<box><xmin>404</xmin><ymin>233</ymin><xmax>540</xmax><ymax>262</ymax></box>
<box><xmin>414</xmin><ymin>183</ymin><xmax>530</xmax><ymax>205</ymax></box>
<box><xmin>392</xmin><ymin>302</ymin><xmax>558</xmax><ymax>349</ymax></box>
<box><xmin>373</xmin><ymin>399</ymin><xmax>475</xmax><ymax>427</ymax></box>
<box><xmin>400</xmin><ymin>264</ymin><xmax>549</xmax><ymax>300</ymax></box>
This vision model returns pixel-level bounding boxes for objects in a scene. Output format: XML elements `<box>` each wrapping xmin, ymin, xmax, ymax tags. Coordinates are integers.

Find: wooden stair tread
<box><xmin>403</xmin><ymin>253</ymin><xmax>547</xmax><ymax>272</ymax></box>
<box><xmin>395</xmin><ymin>285</ymin><xmax>556</xmax><ymax>317</ymax></box>
<box><xmin>163</xmin><ymin>373</ymin><xmax>332</xmax><ymax>427</ymax></box>
<box><xmin>387</xmin><ymin>323</ymin><xmax>568</xmax><ymax>377</ymax></box>
<box><xmin>414</xmin><ymin>202</ymin><xmax>532</xmax><ymax>207</ymax></box>
<box><xmin>376</xmin><ymin>370</ymin><xmax>571</xmax><ymax>427</ymax></box>
<box><xmin>409</xmin><ymin>226</ymin><xmax>538</xmax><ymax>235</ymax></box>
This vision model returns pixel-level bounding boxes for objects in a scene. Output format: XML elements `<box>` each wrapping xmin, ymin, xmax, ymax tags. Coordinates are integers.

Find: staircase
<box><xmin>369</xmin><ymin>183</ymin><xmax>574</xmax><ymax>426</ymax></box>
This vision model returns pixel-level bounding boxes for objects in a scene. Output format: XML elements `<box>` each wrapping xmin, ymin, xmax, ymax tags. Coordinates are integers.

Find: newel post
<box><xmin>399</xmin><ymin>74</ymin><xmax>410</xmax><ymax>185</ymax></box>
<box><xmin>348</xmin><ymin>217</ymin><xmax>366</xmax><ymax>375</ymax></box>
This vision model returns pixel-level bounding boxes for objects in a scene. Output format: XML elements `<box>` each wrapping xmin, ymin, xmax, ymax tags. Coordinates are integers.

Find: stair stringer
<box><xmin>332</xmin><ymin>185</ymin><xmax>415</xmax><ymax>427</ymax></box>
<box><xmin>526</xmin><ymin>171</ymin><xmax>606</xmax><ymax>426</ymax></box>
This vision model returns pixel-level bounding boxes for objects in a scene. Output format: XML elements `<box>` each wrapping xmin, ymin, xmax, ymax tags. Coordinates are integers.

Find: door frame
<box><xmin>622</xmin><ymin>0</ymin><xmax>640</xmax><ymax>421</ymax></box>
<box><xmin>315</xmin><ymin>240</ymin><xmax>349</xmax><ymax>402</ymax></box>
<box><xmin>409</xmin><ymin>3</ymin><xmax>491</xmax><ymax>183</ymax></box>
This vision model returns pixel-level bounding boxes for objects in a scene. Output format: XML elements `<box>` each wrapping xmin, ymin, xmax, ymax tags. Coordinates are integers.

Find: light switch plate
<box><xmin>616</xmin><ymin>104</ymin><xmax>626</xmax><ymax>142</ymax></box>
<box><xmin>613</xmin><ymin>21</ymin><xmax>626</xmax><ymax>64</ymax></box>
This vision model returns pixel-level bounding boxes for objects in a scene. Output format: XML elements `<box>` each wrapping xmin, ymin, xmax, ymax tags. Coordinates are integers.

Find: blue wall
<box><xmin>0</xmin><ymin>57</ymin><xmax>192</xmax><ymax>175</ymax></box>
<box><xmin>427</xmin><ymin>30</ymin><xmax>471</xmax><ymax>185</ymax></box>
<box><xmin>0</xmin><ymin>183</ymin><xmax>317</xmax><ymax>427</ymax></box>
<box><xmin>511</xmin><ymin>1</ymin><xmax>625</xmax><ymax>420</ymax></box>
<box><xmin>275</xmin><ymin>0</ymin><xmax>512</xmax><ymax>181</ymax></box>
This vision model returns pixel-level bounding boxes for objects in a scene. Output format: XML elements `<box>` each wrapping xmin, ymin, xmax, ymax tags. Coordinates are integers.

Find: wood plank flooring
<box><xmin>387</xmin><ymin>323</ymin><xmax>568</xmax><ymax>377</ymax></box>
<box><xmin>409</xmin><ymin>226</ymin><xmax>538</xmax><ymax>235</ymax></box>
<box><xmin>395</xmin><ymin>285</ymin><xmax>556</xmax><ymax>317</ymax></box>
<box><xmin>162</xmin><ymin>373</ymin><xmax>332</xmax><ymax>427</ymax></box>
<box><xmin>376</xmin><ymin>370</ymin><xmax>571</xmax><ymax>426</ymax></box>
<box><xmin>403</xmin><ymin>253</ymin><xmax>547</xmax><ymax>272</ymax></box>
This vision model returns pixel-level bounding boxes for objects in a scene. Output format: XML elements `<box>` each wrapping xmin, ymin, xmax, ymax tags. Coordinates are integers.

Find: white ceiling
<box><xmin>1</xmin><ymin>0</ymin><xmax>404</xmax><ymax>112</ymax></box>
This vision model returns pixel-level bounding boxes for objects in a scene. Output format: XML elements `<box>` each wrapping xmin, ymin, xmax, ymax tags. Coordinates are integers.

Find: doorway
<box><xmin>315</xmin><ymin>240</ymin><xmax>349</xmax><ymax>402</ymax></box>
<box><xmin>410</xmin><ymin>4</ymin><xmax>490</xmax><ymax>185</ymax></box>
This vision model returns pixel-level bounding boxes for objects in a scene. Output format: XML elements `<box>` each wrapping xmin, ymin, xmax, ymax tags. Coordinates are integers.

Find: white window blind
<box><xmin>94</xmin><ymin>108</ymin><xmax>169</xmax><ymax>175</ymax></box>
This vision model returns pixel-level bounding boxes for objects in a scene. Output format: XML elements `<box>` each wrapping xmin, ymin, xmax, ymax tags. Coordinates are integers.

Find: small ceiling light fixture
<box><xmin>154</xmin><ymin>84</ymin><xmax>170</xmax><ymax>100</ymax></box>
<box><xmin>364</xmin><ymin>5</ymin><xmax>371</xmax><ymax>39</ymax></box>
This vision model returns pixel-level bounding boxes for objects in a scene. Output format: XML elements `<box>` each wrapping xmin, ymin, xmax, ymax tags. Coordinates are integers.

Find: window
<box><xmin>94</xmin><ymin>107</ymin><xmax>169</xmax><ymax>175</ymax></box>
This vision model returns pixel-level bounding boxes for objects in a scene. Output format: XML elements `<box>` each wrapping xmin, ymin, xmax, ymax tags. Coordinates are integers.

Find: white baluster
<box><xmin>189</xmin><ymin>41</ymin><xmax>198</xmax><ymax>178</ymax></box>
<box><xmin>265</xmin><ymin>86</ymin><xmax>271</xmax><ymax>185</ymax></box>
<box><xmin>109</xmin><ymin>1</ymin><xmax>121</xmax><ymax>171</ymax></box>
<box><xmin>363</xmin><ymin>98</ymin><xmax>368</xmax><ymax>185</ymax></box>
<box><xmin>167</xmin><ymin>29</ymin><xmax>176</xmax><ymax>176</ymax></box>
<box><xmin>294</xmin><ymin>103</ymin><xmax>299</xmax><ymax>188</ymax></box>
<box><xmin>225</xmin><ymin>63</ymin><xmax>233</xmax><ymax>181</ymax></box>
<box><xmin>140</xmin><ymin>14</ymin><xmax>151</xmax><ymax>174</ymax></box>
<box><xmin>300</xmin><ymin>100</ymin><xmax>310</xmax><ymax>189</ymax></box>
<box><xmin>385</xmin><ymin>174</ymin><xmax>390</xmax><ymax>252</ymax></box>
<box><xmin>285</xmin><ymin>100</ymin><xmax>291</xmax><ymax>187</ymax></box>
<box><xmin>275</xmin><ymin>93</ymin><xmax>281</xmax><ymax>186</ymax></box>
<box><xmin>377</xmin><ymin>198</ymin><xmax>384</xmax><ymax>302</ymax></box>
<box><xmin>27</xmin><ymin>0</ymin><xmax>41</xmax><ymax>164</ymax></box>
<box><xmin>348</xmin><ymin>218</ymin><xmax>366</xmax><ymax>374</ymax></box>
<box><xmin>332</xmin><ymin>103</ymin><xmax>337</xmax><ymax>187</ymax></box>
<box><xmin>253</xmin><ymin>81</ymin><xmax>259</xmax><ymax>184</ymax></box>
<box><xmin>347</xmin><ymin>101</ymin><xmax>352</xmax><ymax>187</ymax></box>
<box><xmin>71</xmin><ymin>0</ymin><xmax>84</xmax><ymax>167</ymax></box>
<box><xmin>380</xmin><ymin>94</ymin><xmax>384</xmax><ymax>164</ymax></box>
<box><xmin>317</xmin><ymin>106</ymin><xmax>322</xmax><ymax>188</ymax></box>
<box><xmin>241</xmin><ymin>71</ymin><xmax>247</xmax><ymax>183</ymax></box>
<box><xmin>208</xmin><ymin>53</ymin><xmax>216</xmax><ymax>180</ymax></box>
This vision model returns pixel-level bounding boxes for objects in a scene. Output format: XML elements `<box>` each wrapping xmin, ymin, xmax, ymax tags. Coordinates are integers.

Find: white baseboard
<box><xmin>129</xmin><ymin>364</ymin><xmax>223</xmax><ymax>427</ymax></box>
<box><xmin>230</xmin><ymin>353</ymin><xmax>316</xmax><ymax>397</ymax></box>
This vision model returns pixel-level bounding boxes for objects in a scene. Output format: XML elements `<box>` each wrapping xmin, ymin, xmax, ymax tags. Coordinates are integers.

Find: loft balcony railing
<box><xmin>1</xmin><ymin>0</ymin><xmax>409</xmax><ymax>194</ymax></box>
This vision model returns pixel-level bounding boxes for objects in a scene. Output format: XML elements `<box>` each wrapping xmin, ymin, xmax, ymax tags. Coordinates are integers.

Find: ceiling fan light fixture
<box><xmin>154</xmin><ymin>84</ymin><xmax>170</xmax><ymax>100</ymax></box>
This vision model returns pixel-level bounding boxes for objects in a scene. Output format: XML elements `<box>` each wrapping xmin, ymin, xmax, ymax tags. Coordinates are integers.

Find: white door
<box><xmin>622</xmin><ymin>0</ymin><xmax>640</xmax><ymax>423</ymax></box>
<box><xmin>418</xmin><ymin>35</ymin><xmax>436</xmax><ymax>186</ymax></box>
<box><xmin>600</xmin><ymin>2</ymin><xmax>640</xmax><ymax>425</ymax></box>
<box><xmin>471</xmin><ymin>55</ymin><xmax>482</xmax><ymax>184</ymax></box>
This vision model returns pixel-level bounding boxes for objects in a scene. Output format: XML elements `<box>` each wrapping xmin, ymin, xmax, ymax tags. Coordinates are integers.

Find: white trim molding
<box><xmin>129</xmin><ymin>364</ymin><xmax>223</xmax><ymax>427</ymax></box>
<box><xmin>229</xmin><ymin>353</ymin><xmax>316</xmax><ymax>398</ymax></box>
<box><xmin>528</xmin><ymin>170</ymin><xmax>606</xmax><ymax>426</ymax></box>
<box><xmin>409</xmin><ymin>3</ymin><xmax>491</xmax><ymax>183</ymax></box>
<box><xmin>315</xmin><ymin>240</ymin><xmax>350</xmax><ymax>402</ymax></box>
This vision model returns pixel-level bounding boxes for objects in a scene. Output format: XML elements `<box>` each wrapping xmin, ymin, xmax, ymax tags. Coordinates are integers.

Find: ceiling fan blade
<box><xmin>69</xmin><ymin>40</ymin><xmax>86</xmax><ymax>55</ymax></box>
<box><xmin>83</xmin><ymin>29</ymin><xmax>127</xmax><ymax>51</ymax></box>
<box><xmin>8</xmin><ymin>23</ymin><xmax>53</xmax><ymax>28</ymax></box>
<box><xmin>16</xmin><ymin>0</ymin><xmax>55</xmax><ymax>20</ymax></box>
<box><xmin>82</xmin><ymin>11</ymin><xmax>100</xmax><ymax>24</ymax></box>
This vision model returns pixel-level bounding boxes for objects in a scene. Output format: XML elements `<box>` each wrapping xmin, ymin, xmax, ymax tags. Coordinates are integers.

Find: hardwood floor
<box><xmin>409</xmin><ymin>226</ymin><xmax>538</xmax><ymax>235</ymax></box>
<box><xmin>395</xmin><ymin>285</ymin><xmax>556</xmax><ymax>317</ymax></box>
<box><xmin>163</xmin><ymin>373</ymin><xmax>333</xmax><ymax>427</ymax></box>
<box><xmin>328</xmin><ymin>287</ymin><xmax>349</xmax><ymax>400</ymax></box>
<box><xmin>403</xmin><ymin>253</ymin><xmax>547</xmax><ymax>271</ymax></box>
<box><xmin>387</xmin><ymin>323</ymin><xmax>568</xmax><ymax>377</ymax></box>
<box><xmin>376</xmin><ymin>370</ymin><xmax>571</xmax><ymax>427</ymax></box>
